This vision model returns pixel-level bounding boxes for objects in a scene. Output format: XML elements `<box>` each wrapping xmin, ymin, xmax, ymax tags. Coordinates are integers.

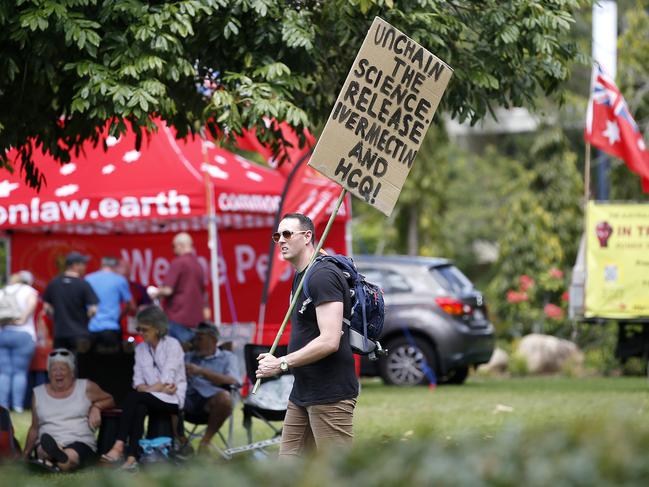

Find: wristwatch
<box><xmin>279</xmin><ymin>357</ymin><xmax>289</xmax><ymax>372</ymax></box>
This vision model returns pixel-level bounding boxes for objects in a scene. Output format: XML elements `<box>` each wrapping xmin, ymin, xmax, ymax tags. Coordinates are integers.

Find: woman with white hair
<box><xmin>22</xmin><ymin>348</ymin><xmax>114</xmax><ymax>472</ymax></box>
<box><xmin>101</xmin><ymin>305</ymin><xmax>186</xmax><ymax>469</ymax></box>
<box><xmin>0</xmin><ymin>271</ymin><xmax>38</xmax><ymax>412</ymax></box>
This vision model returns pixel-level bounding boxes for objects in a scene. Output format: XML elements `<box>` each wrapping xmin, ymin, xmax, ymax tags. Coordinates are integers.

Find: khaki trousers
<box><xmin>278</xmin><ymin>398</ymin><xmax>356</xmax><ymax>457</ymax></box>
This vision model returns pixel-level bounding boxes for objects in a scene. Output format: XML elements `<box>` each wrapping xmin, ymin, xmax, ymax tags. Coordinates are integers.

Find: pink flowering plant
<box><xmin>501</xmin><ymin>267</ymin><xmax>570</xmax><ymax>337</ymax></box>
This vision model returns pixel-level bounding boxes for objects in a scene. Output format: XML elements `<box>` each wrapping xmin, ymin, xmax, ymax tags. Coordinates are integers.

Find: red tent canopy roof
<box><xmin>0</xmin><ymin>120</ymin><xmax>285</xmax><ymax>231</ymax></box>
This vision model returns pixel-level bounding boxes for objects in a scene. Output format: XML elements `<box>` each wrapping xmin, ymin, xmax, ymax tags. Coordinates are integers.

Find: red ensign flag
<box><xmin>585</xmin><ymin>64</ymin><xmax>649</xmax><ymax>192</ymax></box>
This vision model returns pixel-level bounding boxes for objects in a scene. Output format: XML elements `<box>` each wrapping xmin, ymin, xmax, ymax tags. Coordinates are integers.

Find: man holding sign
<box><xmin>256</xmin><ymin>213</ymin><xmax>358</xmax><ymax>456</ymax></box>
<box><xmin>253</xmin><ymin>17</ymin><xmax>452</xmax><ymax>457</ymax></box>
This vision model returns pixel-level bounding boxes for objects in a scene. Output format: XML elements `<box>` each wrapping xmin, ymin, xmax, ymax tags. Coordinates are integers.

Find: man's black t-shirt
<box><xmin>288</xmin><ymin>260</ymin><xmax>359</xmax><ymax>406</ymax></box>
<box><xmin>43</xmin><ymin>274</ymin><xmax>99</xmax><ymax>339</ymax></box>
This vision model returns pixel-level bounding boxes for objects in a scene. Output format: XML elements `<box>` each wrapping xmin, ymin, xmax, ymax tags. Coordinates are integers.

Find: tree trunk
<box><xmin>375</xmin><ymin>210</ymin><xmax>397</xmax><ymax>256</ymax></box>
<box><xmin>407</xmin><ymin>205</ymin><xmax>419</xmax><ymax>256</ymax></box>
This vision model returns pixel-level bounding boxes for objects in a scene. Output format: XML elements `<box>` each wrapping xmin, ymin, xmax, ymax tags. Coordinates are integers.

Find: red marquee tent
<box><xmin>1</xmin><ymin>120</ymin><xmax>349</xmax><ymax>343</ymax></box>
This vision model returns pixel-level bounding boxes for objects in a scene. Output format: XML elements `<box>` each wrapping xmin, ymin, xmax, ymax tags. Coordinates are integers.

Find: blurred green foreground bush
<box><xmin>4</xmin><ymin>415</ymin><xmax>649</xmax><ymax>486</ymax></box>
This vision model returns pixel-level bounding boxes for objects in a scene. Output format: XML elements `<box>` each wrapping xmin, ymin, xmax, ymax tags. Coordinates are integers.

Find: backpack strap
<box><xmin>301</xmin><ymin>255</ymin><xmax>330</xmax><ymax>301</ymax></box>
<box><xmin>304</xmin><ymin>255</ymin><xmax>359</xmax><ymax>331</ymax></box>
<box><xmin>358</xmin><ymin>284</ymin><xmax>369</xmax><ymax>344</ymax></box>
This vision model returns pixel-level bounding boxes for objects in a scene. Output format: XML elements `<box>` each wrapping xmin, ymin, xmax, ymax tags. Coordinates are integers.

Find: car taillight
<box><xmin>435</xmin><ymin>297</ymin><xmax>471</xmax><ymax>315</ymax></box>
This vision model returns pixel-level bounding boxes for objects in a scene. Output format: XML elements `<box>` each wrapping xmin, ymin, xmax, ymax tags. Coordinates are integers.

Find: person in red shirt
<box><xmin>148</xmin><ymin>233</ymin><xmax>207</xmax><ymax>348</ymax></box>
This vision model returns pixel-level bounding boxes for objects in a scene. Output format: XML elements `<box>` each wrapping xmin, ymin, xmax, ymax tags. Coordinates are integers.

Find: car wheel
<box><xmin>379</xmin><ymin>336</ymin><xmax>437</xmax><ymax>386</ymax></box>
<box><xmin>442</xmin><ymin>365</ymin><xmax>469</xmax><ymax>385</ymax></box>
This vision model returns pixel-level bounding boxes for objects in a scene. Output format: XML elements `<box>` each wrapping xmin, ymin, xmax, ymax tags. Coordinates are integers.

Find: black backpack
<box><xmin>303</xmin><ymin>255</ymin><xmax>386</xmax><ymax>360</ymax></box>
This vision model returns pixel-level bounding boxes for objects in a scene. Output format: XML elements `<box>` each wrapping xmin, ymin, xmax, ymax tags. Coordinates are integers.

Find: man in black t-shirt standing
<box><xmin>256</xmin><ymin>213</ymin><xmax>358</xmax><ymax>457</ymax></box>
<box><xmin>43</xmin><ymin>252</ymin><xmax>99</xmax><ymax>353</ymax></box>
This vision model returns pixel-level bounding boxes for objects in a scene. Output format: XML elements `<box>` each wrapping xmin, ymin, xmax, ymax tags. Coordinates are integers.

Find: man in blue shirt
<box><xmin>85</xmin><ymin>257</ymin><xmax>133</xmax><ymax>351</ymax></box>
<box><xmin>184</xmin><ymin>322</ymin><xmax>239</xmax><ymax>452</ymax></box>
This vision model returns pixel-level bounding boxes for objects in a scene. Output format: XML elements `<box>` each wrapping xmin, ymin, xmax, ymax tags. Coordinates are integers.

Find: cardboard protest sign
<box><xmin>308</xmin><ymin>17</ymin><xmax>453</xmax><ymax>216</ymax></box>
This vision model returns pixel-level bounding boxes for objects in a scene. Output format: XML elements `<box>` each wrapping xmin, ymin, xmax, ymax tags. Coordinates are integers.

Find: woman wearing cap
<box><xmin>0</xmin><ymin>271</ymin><xmax>39</xmax><ymax>412</ymax></box>
<box><xmin>22</xmin><ymin>348</ymin><xmax>115</xmax><ymax>472</ymax></box>
<box><xmin>101</xmin><ymin>305</ymin><xmax>186</xmax><ymax>469</ymax></box>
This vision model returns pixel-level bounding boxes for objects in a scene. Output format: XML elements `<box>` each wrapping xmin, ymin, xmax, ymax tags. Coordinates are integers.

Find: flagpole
<box><xmin>584</xmin><ymin>142</ymin><xmax>591</xmax><ymax>203</ymax></box>
<box><xmin>200</xmin><ymin>131</ymin><xmax>222</xmax><ymax>326</ymax></box>
<box><xmin>252</xmin><ymin>188</ymin><xmax>347</xmax><ymax>394</ymax></box>
<box><xmin>581</xmin><ymin>142</ymin><xmax>592</xmax><ymax>324</ymax></box>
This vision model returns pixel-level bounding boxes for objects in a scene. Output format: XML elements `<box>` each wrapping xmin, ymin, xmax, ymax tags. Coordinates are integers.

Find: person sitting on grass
<box><xmin>22</xmin><ymin>348</ymin><xmax>115</xmax><ymax>472</ymax></box>
<box><xmin>180</xmin><ymin>322</ymin><xmax>239</xmax><ymax>453</ymax></box>
<box><xmin>101</xmin><ymin>305</ymin><xmax>186</xmax><ymax>469</ymax></box>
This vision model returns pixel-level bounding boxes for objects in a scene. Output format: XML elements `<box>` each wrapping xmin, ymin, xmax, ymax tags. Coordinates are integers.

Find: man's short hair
<box><xmin>101</xmin><ymin>256</ymin><xmax>118</xmax><ymax>268</ymax></box>
<box><xmin>195</xmin><ymin>321</ymin><xmax>220</xmax><ymax>340</ymax></box>
<box><xmin>136</xmin><ymin>305</ymin><xmax>168</xmax><ymax>337</ymax></box>
<box><xmin>282</xmin><ymin>213</ymin><xmax>316</xmax><ymax>245</ymax></box>
<box><xmin>65</xmin><ymin>251</ymin><xmax>90</xmax><ymax>268</ymax></box>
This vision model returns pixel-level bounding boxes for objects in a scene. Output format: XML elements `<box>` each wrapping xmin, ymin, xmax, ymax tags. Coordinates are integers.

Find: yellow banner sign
<box><xmin>308</xmin><ymin>17</ymin><xmax>453</xmax><ymax>216</ymax></box>
<box><xmin>585</xmin><ymin>202</ymin><xmax>649</xmax><ymax>318</ymax></box>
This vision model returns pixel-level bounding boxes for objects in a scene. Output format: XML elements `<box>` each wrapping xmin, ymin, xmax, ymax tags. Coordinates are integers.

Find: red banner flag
<box><xmin>245</xmin><ymin>124</ymin><xmax>349</xmax><ymax>340</ymax></box>
<box><xmin>585</xmin><ymin>65</ymin><xmax>649</xmax><ymax>192</ymax></box>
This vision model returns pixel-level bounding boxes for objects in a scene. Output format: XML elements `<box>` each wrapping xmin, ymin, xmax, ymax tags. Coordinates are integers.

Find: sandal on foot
<box><xmin>28</xmin><ymin>457</ymin><xmax>61</xmax><ymax>473</ymax></box>
<box><xmin>100</xmin><ymin>452</ymin><xmax>123</xmax><ymax>464</ymax></box>
<box><xmin>120</xmin><ymin>460</ymin><xmax>138</xmax><ymax>471</ymax></box>
<box><xmin>40</xmin><ymin>433</ymin><xmax>68</xmax><ymax>464</ymax></box>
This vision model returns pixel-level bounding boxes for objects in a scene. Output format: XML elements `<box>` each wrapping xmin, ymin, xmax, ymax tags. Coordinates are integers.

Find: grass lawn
<box><xmin>4</xmin><ymin>376</ymin><xmax>649</xmax><ymax>485</ymax></box>
<box><xmin>355</xmin><ymin>375</ymin><xmax>649</xmax><ymax>440</ymax></box>
<box><xmin>10</xmin><ymin>376</ymin><xmax>649</xmax><ymax>445</ymax></box>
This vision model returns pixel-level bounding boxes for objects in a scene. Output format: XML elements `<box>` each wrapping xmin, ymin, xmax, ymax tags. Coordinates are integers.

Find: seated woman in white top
<box><xmin>22</xmin><ymin>348</ymin><xmax>115</xmax><ymax>472</ymax></box>
<box><xmin>101</xmin><ymin>305</ymin><xmax>186</xmax><ymax>469</ymax></box>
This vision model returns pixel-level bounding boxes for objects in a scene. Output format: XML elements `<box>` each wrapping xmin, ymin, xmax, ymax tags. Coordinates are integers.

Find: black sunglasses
<box><xmin>271</xmin><ymin>230</ymin><xmax>308</xmax><ymax>243</ymax></box>
<box><xmin>48</xmin><ymin>350</ymin><xmax>71</xmax><ymax>357</ymax></box>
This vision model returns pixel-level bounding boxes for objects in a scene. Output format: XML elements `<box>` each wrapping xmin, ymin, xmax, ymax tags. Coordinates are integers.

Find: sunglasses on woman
<box><xmin>48</xmin><ymin>349</ymin><xmax>71</xmax><ymax>357</ymax></box>
<box><xmin>271</xmin><ymin>230</ymin><xmax>308</xmax><ymax>243</ymax></box>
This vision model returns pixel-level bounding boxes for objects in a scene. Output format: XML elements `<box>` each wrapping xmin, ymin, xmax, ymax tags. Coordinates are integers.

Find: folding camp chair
<box><xmin>182</xmin><ymin>383</ymin><xmax>241</xmax><ymax>460</ymax></box>
<box><xmin>180</xmin><ymin>342</ymin><xmax>242</xmax><ymax>459</ymax></box>
<box><xmin>220</xmin><ymin>344</ymin><xmax>293</xmax><ymax>457</ymax></box>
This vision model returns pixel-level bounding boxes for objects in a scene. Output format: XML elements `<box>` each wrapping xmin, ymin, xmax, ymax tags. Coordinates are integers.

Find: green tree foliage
<box><xmin>487</xmin><ymin>130</ymin><xmax>583</xmax><ymax>336</ymax></box>
<box><xmin>432</xmin><ymin>144</ymin><xmax>523</xmax><ymax>279</ymax></box>
<box><xmin>0</xmin><ymin>0</ymin><xmax>586</xmax><ymax>188</ymax></box>
<box><xmin>352</xmin><ymin>126</ymin><xmax>583</xmax><ymax>281</ymax></box>
<box><xmin>488</xmin><ymin>192</ymin><xmax>564</xmax><ymax>336</ymax></box>
<box><xmin>618</xmin><ymin>0</ymin><xmax>649</xmax><ymax>130</ymax></box>
<box><xmin>612</xmin><ymin>0</ymin><xmax>649</xmax><ymax>201</ymax></box>
<box><xmin>527</xmin><ymin>129</ymin><xmax>583</xmax><ymax>265</ymax></box>
<box><xmin>352</xmin><ymin>125</ymin><xmax>465</xmax><ymax>258</ymax></box>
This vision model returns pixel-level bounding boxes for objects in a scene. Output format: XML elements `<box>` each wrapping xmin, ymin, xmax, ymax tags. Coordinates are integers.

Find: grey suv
<box><xmin>354</xmin><ymin>255</ymin><xmax>495</xmax><ymax>385</ymax></box>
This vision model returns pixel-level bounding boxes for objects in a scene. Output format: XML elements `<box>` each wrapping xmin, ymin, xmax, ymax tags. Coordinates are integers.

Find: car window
<box><xmin>359</xmin><ymin>267</ymin><xmax>411</xmax><ymax>294</ymax></box>
<box><xmin>429</xmin><ymin>265</ymin><xmax>473</xmax><ymax>295</ymax></box>
<box><xmin>383</xmin><ymin>270</ymin><xmax>411</xmax><ymax>293</ymax></box>
<box><xmin>359</xmin><ymin>268</ymin><xmax>384</xmax><ymax>286</ymax></box>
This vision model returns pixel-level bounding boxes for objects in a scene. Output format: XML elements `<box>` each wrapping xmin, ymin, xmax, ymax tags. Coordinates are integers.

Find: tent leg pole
<box><xmin>208</xmin><ymin>214</ymin><xmax>221</xmax><ymax>326</ymax></box>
